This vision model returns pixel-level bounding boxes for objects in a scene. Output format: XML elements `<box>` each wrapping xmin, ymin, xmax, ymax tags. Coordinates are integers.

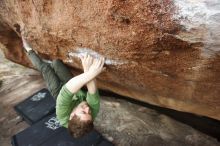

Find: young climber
<box><xmin>21</xmin><ymin>35</ymin><xmax>105</xmax><ymax>138</ymax></box>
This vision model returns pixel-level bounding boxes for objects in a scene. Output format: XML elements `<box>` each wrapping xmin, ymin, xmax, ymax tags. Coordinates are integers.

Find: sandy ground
<box><xmin>0</xmin><ymin>50</ymin><xmax>219</xmax><ymax>146</ymax></box>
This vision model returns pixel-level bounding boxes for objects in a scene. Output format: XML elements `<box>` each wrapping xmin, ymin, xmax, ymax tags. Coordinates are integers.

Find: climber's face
<box><xmin>69</xmin><ymin>101</ymin><xmax>92</xmax><ymax>121</ymax></box>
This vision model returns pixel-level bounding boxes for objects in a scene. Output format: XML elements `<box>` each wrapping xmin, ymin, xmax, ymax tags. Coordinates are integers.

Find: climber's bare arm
<box><xmin>65</xmin><ymin>56</ymin><xmax>105</xmax><ymax>94</ymax></box>
<box><xmin>80</xmin><ymin>54</ymin><xmax>101</xmax><ymax>94</ymax></box>
<box><xmin>86</xmin><ymin>78</ymin><xmax>97</xmax><ymax>94</ymax></box>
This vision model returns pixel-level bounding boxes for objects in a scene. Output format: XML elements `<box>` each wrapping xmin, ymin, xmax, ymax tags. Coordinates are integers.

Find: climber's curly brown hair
<box><xmin>68</xmin><ymin>114</ymin><xmax>94</xmax><ymax>138</ymax></box>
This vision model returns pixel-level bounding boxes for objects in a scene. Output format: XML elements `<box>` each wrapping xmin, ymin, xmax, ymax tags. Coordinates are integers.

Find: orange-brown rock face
<box><xmin>0</xmin><ymin>0</ymin><xmax>219</xmax><ymax>120</ymax></box>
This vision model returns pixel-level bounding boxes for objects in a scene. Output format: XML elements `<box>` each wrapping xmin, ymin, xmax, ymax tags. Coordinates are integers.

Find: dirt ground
<box><xmin>0</xmin><ymin>50</ymin><xmax>219</xmax><ymax>146</ymax></box>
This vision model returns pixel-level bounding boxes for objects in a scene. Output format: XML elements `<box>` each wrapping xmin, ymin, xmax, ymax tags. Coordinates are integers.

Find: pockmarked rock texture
<box><xmin>0</xmin><ymin>0</ymin><xmax>219</xmax><ymax>120</ymax></box>
<box><xmin>96</xmin><ymin>96</ymin><xmax>220</xmax><ymax>146</ymax></box>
